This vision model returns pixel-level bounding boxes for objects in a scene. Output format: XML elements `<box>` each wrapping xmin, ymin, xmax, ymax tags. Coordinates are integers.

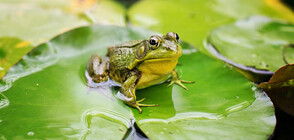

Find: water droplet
<box><xmin>225</xmin><ymin>101</ymin><xmax>251</xmax><ymax>113</ymax></box>
<box><xmin>27</xmin><ymin>131</ymin><xmax>34</xmax><ymax>136</ymax></box>
<box><xmin>236</xmin><ymin>96</ymin><xmax>239</xmax><ymax>99</ymax></box>
<box><xmin>163</xmin><ymin>128</ymin><xmax>167</xmax><ymax>130</ymax></box>
<box><xmin>252</xmin><ymin>86</ymin><xmax>257</xmax><ymax>91</ymax></box>
<box><xmin>160</xmin><ymin>132</ymin><xmax>164</xmax><ymax>134</ymax></box>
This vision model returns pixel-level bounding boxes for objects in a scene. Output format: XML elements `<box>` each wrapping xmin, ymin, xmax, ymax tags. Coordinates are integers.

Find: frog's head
<box><xmin>136</xmin><ymin>32</ymin><xmax>182</xmax><ymax>61</ymax></box>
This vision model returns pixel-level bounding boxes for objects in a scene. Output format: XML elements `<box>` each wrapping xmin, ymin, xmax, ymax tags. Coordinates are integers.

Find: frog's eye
<box><xmin>136</xmin><ymin>44</ymin><xmax>148</xmax><ymax>59</ymax></box>
<box><xmin>175</xmin><ymin>33</ymin><xmax>179</xmax><ymax>42</ymax></box>
<box><xmin>149</xmin><ymin>36</ymin><xmax>160</xmax><ymax>49</ymax></box>
<box><xmin>165</xmin><ymin>32</ymin><xmax>179</xmax><ymax>42</ymax></box>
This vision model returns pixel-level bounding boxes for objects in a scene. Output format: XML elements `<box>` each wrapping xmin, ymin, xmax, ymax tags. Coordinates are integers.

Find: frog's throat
<box><xmin>127</xmin><ymin>57</ymin><xmax>179</xmax><ymax>70</ymax></box>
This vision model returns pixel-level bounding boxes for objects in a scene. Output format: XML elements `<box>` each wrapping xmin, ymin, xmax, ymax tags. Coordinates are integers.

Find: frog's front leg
<box><xmin>168</xmin><ymin>70</ymin><xmax>194</xmax><ymax>90</ymax></box>
<box><xmin>120</xmin><ymin>71</ymin><xmax>158</xmax><ymax>114</ymax></box>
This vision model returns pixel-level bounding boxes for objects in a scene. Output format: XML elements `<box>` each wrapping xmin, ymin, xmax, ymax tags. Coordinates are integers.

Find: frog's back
<box><xmin>107</xmin><ymin>40</ymin><xmax>142</xmax><ymax>70</ymax></box>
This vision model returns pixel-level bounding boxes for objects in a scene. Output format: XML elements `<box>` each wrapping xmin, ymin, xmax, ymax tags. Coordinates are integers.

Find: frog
<box><xmin>86</xmin><ymin>32</ymin><xmax>194</xmax><ymax>113</ymax></box>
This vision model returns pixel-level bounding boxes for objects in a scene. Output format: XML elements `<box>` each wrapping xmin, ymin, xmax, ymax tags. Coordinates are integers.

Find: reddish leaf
<box><xmin>259</xmin><ymin>64</ymin><xmax>294</xmax><ymax>116</ymax></box>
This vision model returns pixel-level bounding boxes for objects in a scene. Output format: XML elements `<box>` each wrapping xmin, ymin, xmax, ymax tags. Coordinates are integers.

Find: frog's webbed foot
<box><xmin>133</xmin><ymin>98</ymin><xmax>159</xmax><ymax>114</ymax></box>
<box><xmin>167</xmin><ymin>79</ymin><xmax>194</xmax><ymax>90</ymax></box>
<box><xmin>167</xmin><ymin>70</ymin><xmax>194</xmax><ymax>90</ymax></box>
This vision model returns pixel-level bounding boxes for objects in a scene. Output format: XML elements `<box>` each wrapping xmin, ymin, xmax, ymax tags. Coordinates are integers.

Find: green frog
<box><xmin>86</xmin><ymin>32</ymin><xmax>193</xmax><ymax>113</ymax></box>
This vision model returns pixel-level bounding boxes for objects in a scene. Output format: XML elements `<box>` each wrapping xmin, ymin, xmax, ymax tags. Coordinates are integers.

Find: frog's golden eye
<box><xmin>165</xmin><ymin>32</ymin><xmax>179</xmax><ymax>42</ymax></box>
<box><xmin>136</xmin><ymin>44</ymin><xmax>148</xmax><ymax>59</ymax></box>
<box><xmin>149</xmin><ymin>36</ymin><xmax>160</xmax><ymax>49</ymax></box>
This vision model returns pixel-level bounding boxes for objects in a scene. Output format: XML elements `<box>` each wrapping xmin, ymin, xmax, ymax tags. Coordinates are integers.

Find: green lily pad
<box><xmin>0</xmin><ymin>0</ymin><xmax>126</xmax><ymax>80</ymax></box>
<box><xmin>0</xmin><ymin>37</ymin><xmax>34</xmax><ymax>79</ymax></box>
<box><xmin>132</xmin><ymin>44</ymin><xmax>275</xmax><ymax>139</ymax></box>
<box><xmin>0</xmin><ymin>26</ymin><xmax>151</xmax><ymax>139</ymax></box>
<box><xmin>0</xmin><ymin>25</ymin><xmax>275</xmax><ymax>139</ymax></box>
<box><xmin>206</xmin><ymin>16</ymin><xmax>294</xmax><ymax>82</ymax></box>
<box><xmin>0</xmin><ymin>0</ymin><xmax>126</xmax><ymax>45</ymax></box>
<box><xmin>128</xmin><ymin>0</ymin><xmax>294</xmax><ymax>53</ymax></box>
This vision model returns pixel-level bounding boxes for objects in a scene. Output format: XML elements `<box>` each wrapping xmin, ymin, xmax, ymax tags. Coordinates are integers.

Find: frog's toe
<box><xmin>137</xmin><ymin>98</ymin><xmax>146</xmax><ymax>103</ymax></box>
<box><xmin>180</xmin><ymin>80</ymin><xmax>195</xmax><ymax>84</ymax></box>
<box><xmin>138</xmin><ymin>103</ymin><xmax>159</xmax><ymax>107</ymax></box>
<box><xmin>137</xmin><ymin>99</ymin><xmax>159</xmax><ymax>107</ymax></box>
<box><xmin>133</xmin><ymin>101</ymin><xmax>159</xmax><ymax>114</ymax></box>
<box><xmin>175</xmin><ymin>80</ymin><xmax>188</xmax><ymax>90</ymax></box>
<box><xmin>134</xmin><ymin>105</ymin><xmax>143</xmax><ymax>114</ymax></box>
<box><xmin>167</xmin><ymin>81</ymin><xmax>174</xmax><ymax>87</ymax></box>
<box><xmin>171</xmin><ymin>79</ymin><xmax>194</xmax><ymax>90</ymax></box>
<box><xmin>133</xmin><ymin>103</ymin><xmax>158</xmax><ymax>114</ymax></box>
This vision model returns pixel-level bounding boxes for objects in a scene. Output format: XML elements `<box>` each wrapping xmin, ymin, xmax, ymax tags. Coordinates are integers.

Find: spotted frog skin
<box><xmin>86</xmin><ymin>32</ymin><xmax>193</xmax><ymax>113</ymax></box>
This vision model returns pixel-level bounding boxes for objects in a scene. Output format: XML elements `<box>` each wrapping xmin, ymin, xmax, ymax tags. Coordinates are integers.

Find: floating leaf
<box><xmin>0</xmin><ymin>0</ymin><xmax>126</xmax><ymax>79</ymax></box>
<box><xmin>206</xmin><ymin>16</ymin><xmax>294</xmax><ymax>82</ymax></box>
<box><xmin>0</xmin><ymin>37</ymin><xmax>33</xmax><ymax>80</ymax></box>
<box><xmin>259</xmin><ymin>64</ymin><xmax>294</xmax><ymax>116</ymax></box>
<box><xmin>132</xmin><ymin>44</ymin><xmax>275</xmax><ymax>139</ymax></box>
<box><xmin>128</xmin><ymin>0</ymin><xmax>294</xmax><ymax>54</ymax></box>
<box><xmin>0</xmin><ymin>0</ymin><xmax>126</xmax><ymax>45</ymax></box>
<box><xmin>0</xmin><ymin>26</ymin><xmax>275</xmax><ymax>139</ymax></box>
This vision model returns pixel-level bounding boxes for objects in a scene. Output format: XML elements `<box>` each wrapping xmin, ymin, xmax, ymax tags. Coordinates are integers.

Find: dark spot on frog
<box><xmin>169</xmin><ymin>131</ymin><xmax>173</xmax><ymax>134</ymax></box>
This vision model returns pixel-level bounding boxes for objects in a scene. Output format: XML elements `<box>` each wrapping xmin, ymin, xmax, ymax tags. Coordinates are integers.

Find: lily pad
<box><xmin>0</xmin><ymin>25</ymin><xmax>275</xmax><ymax>139</ymax></box>
<box><xmin>0</xmin><ymin>37</ymin><xmax>33</xmax><ymax>79</ymax></box>
<box><xmin>128</xmin><ymin>0</ymin><xmax>294</xmax><ymax>53</ymax></box>
<box><xmin>0</xmin><ymin>0</ymin><xmax>126</xmax><ymax>45</ymax></box>
<box><xmin>0</xmin><ymin>0</ymin><xmax>126</xmax><ymax>80</ymax></box>
<box><xmin>0</xmin><ymin>26</ymin><xmax>153</xmax><ymax>139</ymax></box>
<box><xmin>132</xmin><ymin>44</ymin><xmax>275</xmax><ymax>139</ymax></box>
<box><xmin>206</xmin><ymin>16</ymin><xmax>294</xmax><ymax>82</ymax></box>
<box><xmin>259</xmin><ymin>64</ymin><xmax>294</xmax><ymax>116</ymax></box>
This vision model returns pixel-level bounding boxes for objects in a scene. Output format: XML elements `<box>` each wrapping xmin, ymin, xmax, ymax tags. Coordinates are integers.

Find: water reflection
<box><xmin>81</xmin><ymin>108</ymin><xmax>132</xmax><ymax>139</ymax></box>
